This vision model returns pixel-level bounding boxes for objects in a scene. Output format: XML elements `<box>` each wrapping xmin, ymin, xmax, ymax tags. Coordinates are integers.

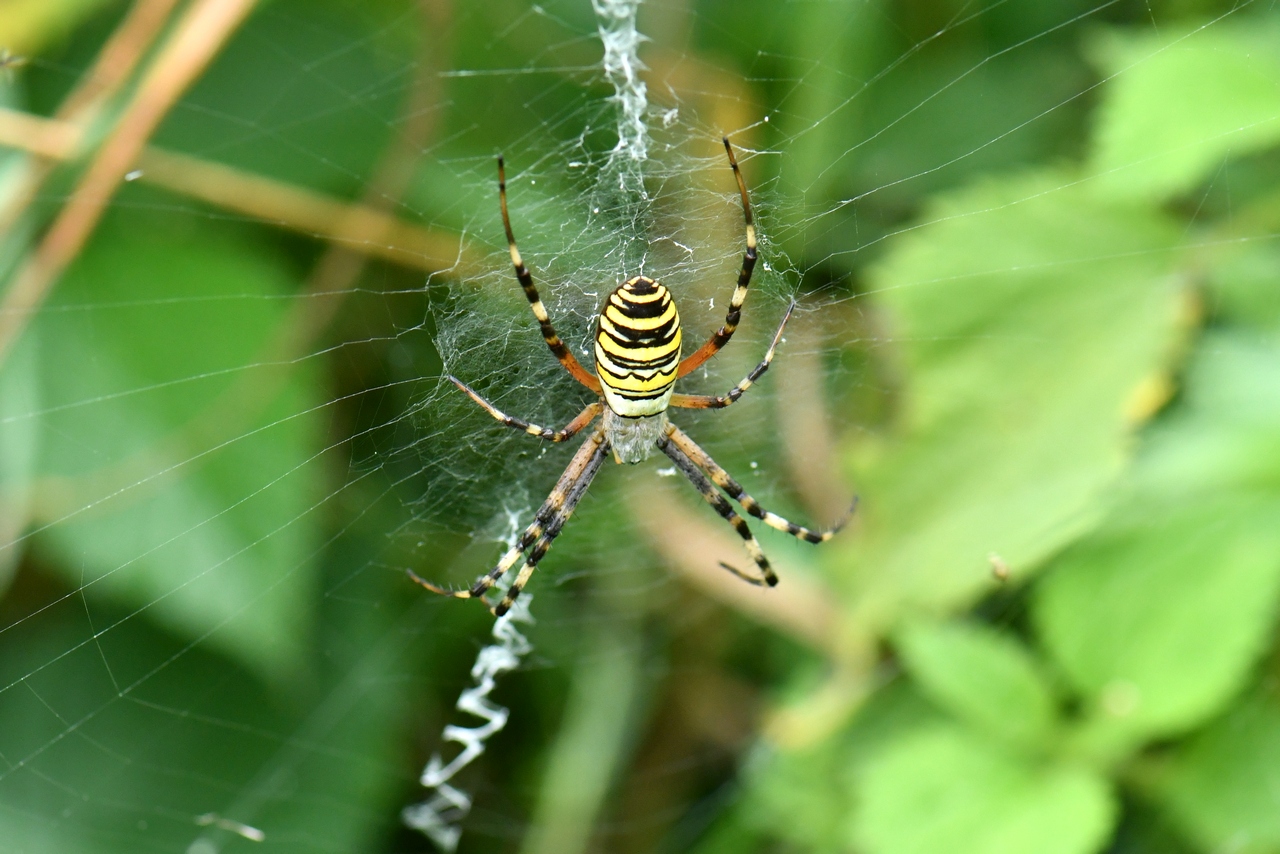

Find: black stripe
<box><xmin>624</xmin><ymin>277</ymin><xmax>658</xmax><ymax>294</ymax></box>
<box><xmin>595</xmin><ymin>360</ymin><xmax>677</xmax><ymax>382</ymax></box>
<box><xmin>611</xmin><ymin>296</ymin><xmax>673</xmax><ymax>319</ymax></box>
<box><xmin>599</xmin><ymin>316</ymin><xmax>679</xmax><ymax>347</ymax></box>
<box><xmin>596</xmin><ymin>345</ymin><xmax>679</xmax><ymax>369</ymax></box>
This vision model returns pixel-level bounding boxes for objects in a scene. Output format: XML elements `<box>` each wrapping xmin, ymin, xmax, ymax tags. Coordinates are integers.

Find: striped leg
<box><xmin>677</xmin><ymin>137</ymin><xmax>757</xmax><ymax>378</ymax></box>
<box><xmin>664</xmin><ymin>424</ymin><xmax>856</xmax><ymax>543</ymax></box>
<box><xmin>449</xmin><ymin>375</ymin><xmax>602</xmax><ymax>442</ymax></box>
<box><xmin>657</xmin><ymin>432</ymin><xmax>777</xmax><ymax>586</ymax></box>
<box><xmin>408</xmin><ymin>430</ymin><xmax>610</xmax><ymax>609</ymax></box>
<box><xmin>492</xmin><ymin>433</ymin><xmax>610</xmax><ymax>615</ymax></box>
<box><xmin>499</xmin><ymin>157</ymin><xmax>602</xmax><ymax>393</ymax></box>
<box><xmin>670</xmin><ymin>301</ymin><xmax>794</xmax><ymax>410</ymax></box>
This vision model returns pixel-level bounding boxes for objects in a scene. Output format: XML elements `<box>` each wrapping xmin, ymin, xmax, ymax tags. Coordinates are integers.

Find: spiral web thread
<box><xmin>400</xmin><ymin>594</ymin><xmax>535</xmax><ymax>852</ymax></box>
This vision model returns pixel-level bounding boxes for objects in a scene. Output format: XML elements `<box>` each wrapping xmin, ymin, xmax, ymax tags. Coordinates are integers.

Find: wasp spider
<box><xmin>411</xmin><ymin>139</ymin><xmax>853</xmax><ymax>616</ymax></box>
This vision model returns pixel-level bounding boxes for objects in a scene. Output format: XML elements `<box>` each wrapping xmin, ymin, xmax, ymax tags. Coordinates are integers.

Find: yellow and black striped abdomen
<box><xmin>595</xmin><ymin>276</ymin><xmax>682</xmax><ymax>417</ymax></box>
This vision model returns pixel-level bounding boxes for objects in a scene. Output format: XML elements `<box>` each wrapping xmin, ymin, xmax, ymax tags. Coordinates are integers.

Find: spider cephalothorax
<box><xmin>411</xmin><ymin>139</ymin><xmax>853</xmax><ymax>616</ymax></box>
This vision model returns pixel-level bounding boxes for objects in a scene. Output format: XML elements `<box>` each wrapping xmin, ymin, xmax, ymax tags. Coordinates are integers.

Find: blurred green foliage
<box><xmin>3</xmin><ymin>1</ymin><xmax>1280</xmax><ymax>853</ymax></box>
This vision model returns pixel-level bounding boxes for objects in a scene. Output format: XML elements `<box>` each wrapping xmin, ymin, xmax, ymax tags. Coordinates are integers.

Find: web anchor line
<box><xmin>402</xmin><ymin>598</ymin><xmax>535</xmax><ymax>852</ymax></box>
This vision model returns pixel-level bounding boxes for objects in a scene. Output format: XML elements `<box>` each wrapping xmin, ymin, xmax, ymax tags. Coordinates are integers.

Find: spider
<box><xmin>411</xmin><ymin>138</ymin><xmax>853</xmax><ymax>616</ymax></box>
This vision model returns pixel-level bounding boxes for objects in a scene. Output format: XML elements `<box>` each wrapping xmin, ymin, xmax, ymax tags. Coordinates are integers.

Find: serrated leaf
<box><xmin>29</xmin><ymin>212</ymin><xmax>324</xmax><ymax>683</ymax></box>
<box><xmin>835</xmin><ymin>171</ymin><xmax>1184</xmax><ymax>621</ymax></box>
<box><xmin>896</xmin><ymin>620</ymin><xmax>1057</xmax><ymax>747</ymax></box>
<box><xmin>1034</xmin><ymin>335</ymin><xmax>1280</xmax><ymax>740</ymax></box>
<box><xmin>1153</xmin><ymin>689</ymin><xmax>1280</xmax><ymax>854</ymax></box>
<box><xmin>849</xmin><ymin>725</ymin><xmax>1115</xmax><ymax>854</ymax></box>
<box><xmin>1088</xmin><ymin>19</ymin><xmax>1280</xmax><ymax>201</ymax></box>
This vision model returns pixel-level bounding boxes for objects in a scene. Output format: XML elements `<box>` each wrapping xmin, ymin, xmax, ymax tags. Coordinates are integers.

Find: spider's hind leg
<box><xmin>411</xmin><ymin>429</ymin><xmax>611</xmax><ymax>612</ymax></box>
<box><xmin>491</xmin><ymin>432</ymin><xmax>610</xmax><ymax>615</ymax></box>
<box><xmin>664</xmin><ymin>425</ymin><xmax>855</xmax><ymax>543</ymax></box>
<box><xmin>656</xmin><ymin>430</ymin><xmax>778</xmax><ymax>586</ymax></box>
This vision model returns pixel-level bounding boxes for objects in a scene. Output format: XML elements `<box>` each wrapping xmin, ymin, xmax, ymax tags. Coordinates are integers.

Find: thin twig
<box><xmin>0</xmin><ymin>109</ymin><xmax>470</xmax><ymax>278</ymax></box>
<box><xmin>57</xmin><ymin>0</ymin><xmax>184</xmax><ymax>120</ymax></box>
<box><xmin>139</xmin><ymin>148</ymin><xmax>468</xmax><ymax>275</ymax></box>
<box><xmin>0</xmin><ymin>0</ymin><xmax>260</xmax><ymax>367</ymax></box>
<box><xmin>0</xmin><ymin>0</ymin><xmax>182</xmax><ymax>246</ymax></box>
<box><xmin>0</xmin><ymin>108</ymin><xmax>77</xmax><ymax>159</ymax></box>
<box><xmin>172</xmin><ymin>0</ymin><xmax>458</xmax><ymax>473</ymax></box>
<box><xmin>12</xmin><ymin>2</ymin><xmax>468</xmax><ymax>530</ymax></box>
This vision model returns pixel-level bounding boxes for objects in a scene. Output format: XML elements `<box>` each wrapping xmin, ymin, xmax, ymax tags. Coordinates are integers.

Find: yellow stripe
<box><xmin>604</xmin><ymin>302</ymin><xmax>676</xmax><ymax>331</ymax></box>
<box><xmin>596</xmin><ymin>335</ymin><xmax>686</xmax><ymax>368</ymax></box>
<box><xmin>597</xmin><ymin>363</ymin><xmax>678</xmax><ymax>392</ymax></box>
<box><xmin>596</xmin><ymin>319</ymin><xmax>681</xmax><ymax>361</ymax></box>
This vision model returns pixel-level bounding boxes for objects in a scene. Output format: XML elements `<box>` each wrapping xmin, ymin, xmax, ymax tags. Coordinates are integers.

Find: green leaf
<box><xmin>1088</xmin><ymin>19</ymin><xmax>1280</xmax><ymax>201</ymax></box>
<box><xmin>744</xmin><ymin>682</ymin><xmax>943</xmax><ymax>852</ymax></box>
<box><xmin>836</xmin><ymin>171</ymin><xmax>1184</xmax><ymax>621</ymax></box>
<box><xmin>1153</xmin><ymin>689</ymin><xmax>1280</xmax><ymax>854</ymax></box>
<box><xmin>1035</xmin><ymin>335</ymin><xmax>1280</xmax><ymax>740</ymax></box>
<box><xmin>849</xmin><ymin>725</ymin><xmax>1115</xmax><ymax>854</ymax></box>
<box><xmin>29</xmin><ymin>211</ymin><xmax>324</xmax><ymax>683</ymax></box>
<box><xmin>1035</xmin><ymin>499</ymin><xmax>1280</xmax><ymax>741</ymax></box>
<box><xmin>896</xmin><ymin>620</ymin><xmax>1057</xmax><ymax>748</ymax></box>
<box><xmin>1126</xmin><ymin>334</ymin><xmax>1280</xmax><ymax>502</ymax></box>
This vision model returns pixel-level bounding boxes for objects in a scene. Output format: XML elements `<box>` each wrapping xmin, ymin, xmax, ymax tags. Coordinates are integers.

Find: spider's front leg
<box><xmin>677</xmin><ymin>137</ymin><xmax>757</xmax><ymax>378</ymax></box>
<box><xmin>670</xmin><ymin>301</ymin><xmax>794</xmax><ymax>411</ymax></box>
<box><xmin>498</xmin><ymin>157</ymin><xmax>602</xmax><ymax>393</ymax></box>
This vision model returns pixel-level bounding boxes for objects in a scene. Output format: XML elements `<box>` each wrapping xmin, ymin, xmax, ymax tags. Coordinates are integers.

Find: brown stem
<box><xmin>0</xmin><ymin>0</ymin><xmax>260</xmax><ymax>367</ymax></box>
<box><xmin>0</xmin><ymin>0</ymin><xmax>182</xmax><ymax>239</ymax></box>
<box><xmin>137</xmin><ymin>147</ymin><xmax>467</xmax><ymax>274</ymax></box>
<box><xmin>57</xmin><ymin>0</ymin><xmax>184</xmax><ymax>121</ymax></box>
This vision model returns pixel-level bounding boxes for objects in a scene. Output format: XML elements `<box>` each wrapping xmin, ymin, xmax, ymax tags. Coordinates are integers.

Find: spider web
<box><xmin>0</xmin><ymin>1</ymin><xmax>1273</xmax><ymax>853</ymax></box>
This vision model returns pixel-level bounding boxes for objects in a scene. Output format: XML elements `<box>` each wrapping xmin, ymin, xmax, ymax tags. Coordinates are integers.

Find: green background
<box><xmin>3</xmin><ymin>0</ymin><xmax>1280</xmax><ymax>852</ymax></box>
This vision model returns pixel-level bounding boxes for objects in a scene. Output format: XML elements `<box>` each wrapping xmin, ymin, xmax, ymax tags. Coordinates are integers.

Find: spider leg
<box><xmin>664</xmin><ymin>424</ymin><xmax>856</xmax><ymax>543</ymax></box>
<box><xmin>408</xmin><ymin>430</ymin><xmax>610</xmax><ymax>608</ymax></box>
<box><xmin>449</xmin><ymin>375</ymin><xmax>602</xmax><ymax>442</ymax></box>
<box><xmin>670</xmin><ymin>301</ymin><xmax>794</xmax><ymax>410</ymax></box>
<box><xmin>677</xmin><ymin>137</ymin><xmax>757</xmax><ymax>379</ymax></box>
<box><xmin>657</xmin><ymin>431</ymin><xmax>777</xmax><ymax>586</ymax></box>
<box><xmin>492</xmin><ymin>432</ymin><xmax>610</xmax><ymax>615</ymax></box>
<box><xmin>498</xmin><ymin>157</ymin><xmax>603</xmax><ymax>393</ymax></box>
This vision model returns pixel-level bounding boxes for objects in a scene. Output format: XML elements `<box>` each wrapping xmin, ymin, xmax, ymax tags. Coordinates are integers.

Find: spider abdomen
<box><xmin>594</xmin><ymin>276</ymin><xmax>682</xmax><ymax>419</ymax></box>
